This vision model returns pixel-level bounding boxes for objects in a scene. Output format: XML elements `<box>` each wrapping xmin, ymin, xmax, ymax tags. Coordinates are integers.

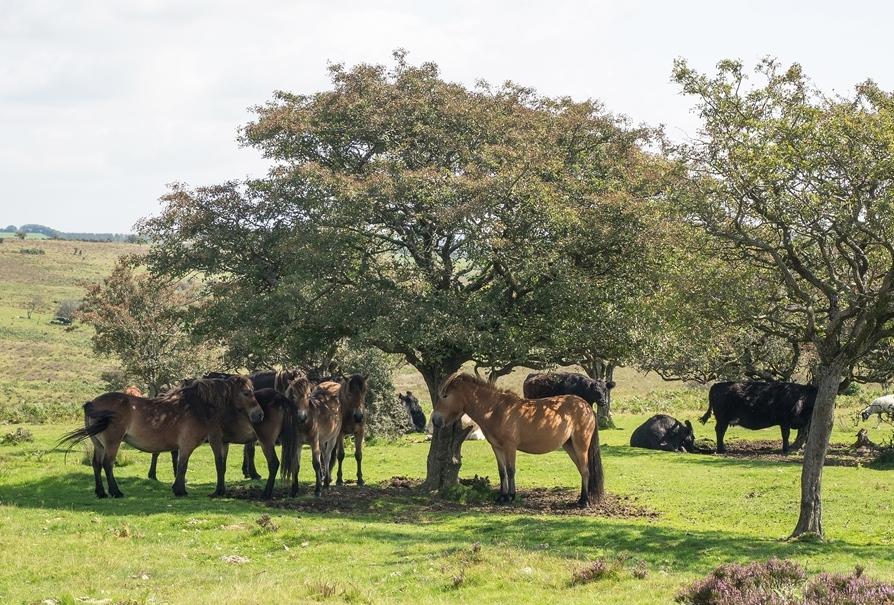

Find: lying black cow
<box><xmin>522</xmin><ymin>372</ymin><xmax>615</xmax><ymax>408</ymax></box>
<box><xmin>630</xmin><ymin>414</ymin><xmax>696</xmax><ymax>452</ymax></box>
<box><xmin>701</xmin><ymin>381</ymin><xmax>815</xmax><ymax>454</ymax></box>
<box><xmin>399</xmin><ymin>391</ymin><xmax>426</xmax><ymax>432</ymax></box>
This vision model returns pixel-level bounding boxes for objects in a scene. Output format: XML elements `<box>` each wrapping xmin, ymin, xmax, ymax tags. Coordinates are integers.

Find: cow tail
<box><xmin>700</xmin><ymin>398</ymin><xmax>713</xmax><ymax>424</ymax></box>
<box><xmin>587</xmin><ymin>420</ymin><xmax>605</xmax><ymax>502</ymax></box>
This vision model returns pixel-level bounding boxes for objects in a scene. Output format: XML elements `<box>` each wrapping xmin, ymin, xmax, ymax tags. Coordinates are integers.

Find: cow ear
<box><xmin>606</xmin><ymin>381</ymin><xmax>616</xmax><ymax>390</ymax></box>
<box><xmin>685</xmin><ymin>420</ymin><xmax>693</xmax><ymax>431</ymax></box>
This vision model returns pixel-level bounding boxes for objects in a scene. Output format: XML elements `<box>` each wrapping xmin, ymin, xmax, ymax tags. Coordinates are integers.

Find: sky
<box><xmin>2</xmin><ymin>0</ymin><xmax>893</xmax><ymax>233</ymax></box>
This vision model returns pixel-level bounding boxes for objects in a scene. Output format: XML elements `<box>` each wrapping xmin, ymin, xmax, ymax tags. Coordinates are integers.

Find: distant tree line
<box><xmin>3</xmin><ymin>223</ymin><xmax>143</xmax><ymax>243</ymax></box>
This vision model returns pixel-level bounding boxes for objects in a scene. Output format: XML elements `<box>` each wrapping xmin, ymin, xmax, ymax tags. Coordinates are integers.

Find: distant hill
<box><xmin>2</xmin><ymin>223</ymin><xmax>140</xmax><ymax>242</ymax></box>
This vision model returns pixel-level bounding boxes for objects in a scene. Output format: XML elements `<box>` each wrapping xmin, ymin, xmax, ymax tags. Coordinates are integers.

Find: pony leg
<box><xmin>101</xmin><ymin>441</ymin><xmax>124</xmax><ymax>498</ymax></box>
<box><xmin>148</xmin><ymin>453</ymin><xmax>159</xmax><ymax>481</ymax></box>
<box><xmin>563</xmin><ymin>440</ymin><xmax>589</xmax><ymax>508</ymax></box>
<box><xmin>335</xmin><ymin>434</ymin><xmax>345</xmax><ymax>486</ymax></box>
<box><xmin>289</xmin><ymin>443</ymin><xmax>303</xmax><ymax>497</ymax></box>
<box><xmin>490</xmin><ymin>445</ymin><xmax>509</xmax><ymax>503</ymax></box>
<box><xmin>210</xmin><ymin>440</ymin><xmax>229</xmax><ymax>497</ymax></box>
<box><xmin>90</xmin><ymin>437</ymin><xmax>107</xmax><ymax>498</ymax></box>
<box><xmin>504</xmin><ymin>447</ymin><xmax>518</xmax><ymax>502</ymax></box>
<box><xmin>172</xmin><ymin>445</ymin><xmax>196</xmax><ymax>497</ymax></box>
<box><xmin>311</xmin><ymin>441</ymin><xmax>323</xmax><ymax>498</ymax></box>
<box><xmin>260</xmin><ymin>438</ymin><xmax>279</xmax><ymax>500</ymax></box>
<box><xmin>242</xmin><ymin>442</ymin><xmax>261</xmax><ymax>480</ymax></box>
<box><xmin>170</xmin><ymin>450</ymin><xmax>179</xmax><ymax>478</ymax></box>
<box><xmin>354</xmin><ymin>430</ymin><xmax>364</xmax><ymax>486</ymax></box>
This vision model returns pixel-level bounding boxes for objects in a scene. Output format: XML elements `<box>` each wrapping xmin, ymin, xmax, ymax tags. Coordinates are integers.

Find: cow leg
<box><xmin>781</xmin><ymin>426</ymin><xmax>791</xmax><ymax>454</ymax></box>
<box><xmin>715</xmin><ymin>421</ymin><xmax>729</xmax><ymax>454</ymax></box>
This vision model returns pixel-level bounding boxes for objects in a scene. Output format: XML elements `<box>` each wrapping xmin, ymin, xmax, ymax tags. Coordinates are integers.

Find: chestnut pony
<box><xmin>280</xmin><ymin>375</ymin><xmax>367</xmax><ymax>497</ymax></box>
<box><xmin>60</xmin><ymin>376</ymin><xmax>262</xmax><ymax>498</ymax></box>
<box><xmin>431</xmin><ymin>372</ymin><xmax>604</xmax><ymax>507</ymax></box>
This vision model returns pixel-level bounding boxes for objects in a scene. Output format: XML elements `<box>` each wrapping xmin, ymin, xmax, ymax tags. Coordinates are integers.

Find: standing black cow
<box><xmin>701</xmin><ymin>381</ymin><xmax>816</xmax><ymax>454</ymax></box>
<box><xmin>522</xmin><ymin>372</ymin><xmax>615</xmax><ymax>408</ymax></box>
<box><xmin>630</xmin><ymin>414</ymin><xmax>696</xmax><ymax>452</ymax></box>
<box><xmin>399</xmin><ymin>391</ymin><xmax>426</xmax><ymax>432</ymax></box>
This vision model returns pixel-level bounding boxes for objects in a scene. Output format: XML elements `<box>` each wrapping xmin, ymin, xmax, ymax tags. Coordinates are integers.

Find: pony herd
<box><xmin>61</xmin><ymin>370</ymin><xmax>368</xmax><ymax>500</ymax></box>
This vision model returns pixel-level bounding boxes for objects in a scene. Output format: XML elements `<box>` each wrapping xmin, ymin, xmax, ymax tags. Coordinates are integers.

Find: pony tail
<box><xmin>57</xmin><ymin>403</ymin><xmax>115</xmax><ymax>452</ymax></box>
<box><xmin>587</xmin><ymin>421</ymin><xmax>605</xmax><ymax>502</ymax></box>
<box><xmin>280</xmin><ymin>377</ymin><xmax>310</xmax><ymax>482</ymax></box>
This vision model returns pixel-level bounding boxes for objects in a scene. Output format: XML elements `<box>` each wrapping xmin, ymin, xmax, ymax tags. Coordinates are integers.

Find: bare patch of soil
<box><xmin>698</xmin><ymin>439</ymin><xmax>885</xmax><ymax>467</ymax></box>
<box><xmin>228</xmin><ymin>477</ymin><xmax>657</xmax><ymax>519</ymax></box>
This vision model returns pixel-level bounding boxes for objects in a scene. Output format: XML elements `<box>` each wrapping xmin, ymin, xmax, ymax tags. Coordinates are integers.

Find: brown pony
<box><xmin>432</xmin><ymin>372</ymin><xmax>604</xmax><ymax>507</ymax></box>
<box><xmin>60</xmin><ymin>376</ymin><xmax>262</xmax><ymax>498</ymax></box>
<box><xmin>281</xmin><ymin>375</ymin><xmax>367</xmax><ymax>497</ymax></box>
<box><xmin>327</xmin><ymin>375</ymin><xmax>369</xmax><ymax>486</ymax></box>
<box><xmin>241</xmin><ymin>368</ymin><xmax>304</xmax><ymax>479</ymax></box>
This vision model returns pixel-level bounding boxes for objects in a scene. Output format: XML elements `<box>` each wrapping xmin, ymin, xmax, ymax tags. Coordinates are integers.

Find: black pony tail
<box><xmin>57</xmin><ymin>403</ymin><xmax>115</xmax><ymax>452</ymax></box>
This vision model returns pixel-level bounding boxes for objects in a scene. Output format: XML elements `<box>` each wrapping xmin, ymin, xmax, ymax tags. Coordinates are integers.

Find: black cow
<box><xmin>399</xmin><ymin>391</ymin><xmax>426</xmax><ymax>432</ymax></box>
<box><xmin>701</xmin><ymin>381</ymin><xmax>816</xmax><ymax>454</ymax></box>
<box><xmin>522</xmin><ymin>372</ymin><xmax>615</xmax><ymax>408</ymax></box>
<box><xmin>630</xmin><ymin>414</ymin><xmax>696</xmax><ymax>452</ymax></box>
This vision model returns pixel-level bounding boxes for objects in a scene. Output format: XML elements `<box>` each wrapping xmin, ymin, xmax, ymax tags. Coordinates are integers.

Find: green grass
<box><xmin>0</xmin><ymin>232</ymin><xmax>48</xmax><ymax>240</ymax></box>
<box><xmin>1</xmin><ymin>239</ymin><xmax>893</xmax><ymax>603</ymax></box>
<box><xmin>0</xmin><ymin>417</ymin><xmax>892</xmax><ymax>605</ymax></box>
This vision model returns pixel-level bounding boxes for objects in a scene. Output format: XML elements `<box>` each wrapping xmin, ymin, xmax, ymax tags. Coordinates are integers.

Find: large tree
<box><xmin>672</xmin><ymin>58</ymin><xmax>894</xmax><ymax>538</ymax></box>
<box><xmin>140</xmin><ymin>52</ymin><xmax>652</xmax><ymax>491</ymax></box>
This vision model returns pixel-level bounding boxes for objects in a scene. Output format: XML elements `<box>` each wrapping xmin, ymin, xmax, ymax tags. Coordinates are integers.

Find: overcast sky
<box><xmin>2</xmin><ymin>0</ymin><xmax>892</xmax><ymax>232</ymax></box>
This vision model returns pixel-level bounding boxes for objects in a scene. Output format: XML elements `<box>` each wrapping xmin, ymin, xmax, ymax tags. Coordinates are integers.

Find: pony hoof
<box><xmin>110</xmin><ymin>491</ymin><xmax>124</xmax><ymax>498</ymax></box>
<box><xmin>95</xmin><ymin>491</ymin><xmax>108</xmax><ymax>499</ymax></box>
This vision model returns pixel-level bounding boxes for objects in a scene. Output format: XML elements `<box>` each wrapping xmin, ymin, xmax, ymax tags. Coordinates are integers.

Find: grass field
<box><xmin>1</xmin><ymin>239</ymin><xmax>893</xmax><ymax>604</ymax></box>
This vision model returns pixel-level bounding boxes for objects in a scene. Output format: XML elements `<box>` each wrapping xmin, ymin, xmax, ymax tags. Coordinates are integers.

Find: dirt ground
<box><xmin>230</xmin><ymin>476</ymin><xmax>658</xmax><ymax>519</ymax></box>
<box><xmin>696</xmin><ymin>438</ymin><xmax>890</xmax><ymax>467</ymax></box>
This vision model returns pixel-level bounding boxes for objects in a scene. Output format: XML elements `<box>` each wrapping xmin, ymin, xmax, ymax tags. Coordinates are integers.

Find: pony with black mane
<box><xmin>432</xmin><ymin>372</ymin><xmax>604</xmax><ymax>507</ymax></box>
<box><xmin>60</xmin><ymin>376</ymin><xmax>261</xmax><ymax>498</ymax></box>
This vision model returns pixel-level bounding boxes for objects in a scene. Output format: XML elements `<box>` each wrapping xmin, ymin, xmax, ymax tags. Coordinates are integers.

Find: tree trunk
<box><xmin>419</xmin><ymin>362</ymin><xmax>468</xmax><ymax>492</ymax></box>
<box><xmin>583</xmin><ymin>358</ymin><xmax>616</xmax><ymax>429</ymax></box>
<box><xmin>790</xmin><ymin>363</ymin><xmax>841</xmax><ymax>540</ymax></box>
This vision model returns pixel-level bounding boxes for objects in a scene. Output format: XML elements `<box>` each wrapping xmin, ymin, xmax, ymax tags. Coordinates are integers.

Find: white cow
<box><xmin>860</xmin><ymin>394</ymin><xmax>894</xmax><ymax>426</ymax></box>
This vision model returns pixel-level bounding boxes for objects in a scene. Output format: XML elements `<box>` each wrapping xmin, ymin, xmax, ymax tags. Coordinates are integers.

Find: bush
<box><xmin>1</xmin><ymin>428</ymin><xmax>34</xmax><ymax>445</ymax></box>
<box><xmin>100</xmin><ymin>369</ymin><xmax>130</xmax><ymax>392</ymax></box>
<box><xmin>55</xmin><ymin>299</ymin><xmax>81</xmax><ymax>321</ymax></box>
<box><xmin>676</xmin><ymin>560</ymin><xmax>894</xmax><ymax>605</ymax></box>
<box><xmin>19</xmin><ymin>247</ymin><xmax>44</xmax><ymax>255</ymax></box>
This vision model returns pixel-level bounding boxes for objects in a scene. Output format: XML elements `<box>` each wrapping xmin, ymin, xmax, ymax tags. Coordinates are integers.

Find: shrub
<box><xmin>676</xmin><ymin>560</ymin><xmax>894</xmax><ymax>605</ymax></box>
<box><xmin>19</xmin><ymin>247</ymin><xmax>45</xmax><ymax>255</ymax></box>
<box><xmin>55</xmin><ymin>299</ymin><xmax>81</xmax><ymax>321</ymax></box>
<box><xmin>100</xmin><ymin>369</ymin><xmax>130</xmax><ymax>392</ymax></box>
<box><xmin>572</xmin><ymin>558</ymin><xmax>621</xmax><ymax>585</ymax></box>
<box><xmin>1</xmin><ymin>428</ymin><xmax>34</xmax><ymax>445</ymax></box>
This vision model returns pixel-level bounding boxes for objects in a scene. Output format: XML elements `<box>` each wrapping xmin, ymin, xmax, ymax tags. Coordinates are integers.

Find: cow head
<box><xmin>860</xmin><ymin>407</ymin><xmax>872</xmax><ymax>421</ymax></box>
<box><xmin>587</xmin><ymin>380</ymin><xmax>616</xmax><ymax>407</ymax></box>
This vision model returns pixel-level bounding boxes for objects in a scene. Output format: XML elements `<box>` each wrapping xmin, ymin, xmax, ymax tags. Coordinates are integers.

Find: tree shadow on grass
<box><xmin>2</xmin><ymin>472</ymin><xmax>892</xmax><ymax>578</ymax></box>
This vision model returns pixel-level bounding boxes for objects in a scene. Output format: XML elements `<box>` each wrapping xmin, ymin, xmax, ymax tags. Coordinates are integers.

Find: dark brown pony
<box><xmin>281</xmin><ymin>375</ymin><xmax>367</xmax><ymax>497</ymax></box>
<box><xmin>327</xmin><ymin>375</ymin><xmax>369</xmax><ymax>486</ymax></box>
<box><xmin>432</xmin><ymin>372</ymin><xmax>604</xmax><ymax>507</ymax></box>
<box><xmin>241</xmin><ymin>368</ymin><xmax>304</xmax><ymax>479</ymax></box>
<box><xmin>60</xmin><ymin>376</ymin><xmax>262</xmax><ymax>498</ymax></box>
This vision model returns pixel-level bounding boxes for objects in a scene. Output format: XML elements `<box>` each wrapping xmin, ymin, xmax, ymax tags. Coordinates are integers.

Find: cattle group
<box><xmin>61</xmin><ymin>367</ymin><xmax>886</xmax><ymax>505</ymax></box>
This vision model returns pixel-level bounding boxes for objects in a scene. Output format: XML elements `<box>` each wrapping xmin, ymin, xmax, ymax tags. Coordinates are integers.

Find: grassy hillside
<box><xmin>0</xmin><ymin>239</ymin><xmax>143</xmax><ymax>422</ymax></box>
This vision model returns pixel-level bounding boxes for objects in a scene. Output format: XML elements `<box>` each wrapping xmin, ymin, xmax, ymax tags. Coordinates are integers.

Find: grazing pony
<box><xmin>60</xmin><ymin>376</ymin><xmax>262</xmax><ymax>498</ymax></box>
<box><xmin>861</xmin><ymin>395</ymin><xmax>894</xmax><ymax>426</ymax></box>
<box><xmin>327</xmin><ymin>375</ymin><xmax>369</xmax><ymax>486</ymax></box>
<box><xmin>281</xmin><ymin>376</ymin><xmax>367</xmax><ymax>497</ymax></box>
<box><xmin>432</xmin><ymin>372</ymin><xmax>604</xmax><ymax>507</ymax></box>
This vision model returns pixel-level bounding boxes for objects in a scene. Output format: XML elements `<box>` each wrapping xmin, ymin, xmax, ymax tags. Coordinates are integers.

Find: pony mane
<box><xmin>285</xmin><ymin>376</ymin><xmax>311</xmax><ymax>406</ymax></box>
<box><xmin>159</xmin><ymin>376</ymin><xmax>250</xmax><ymax>418</ymax></box>
<box><xmin>441</xmin><ymin>372</ymin><xmax>521</xmax><ymax>402</ymax></box>
<box><xmin>275</xmin><ymin>368</ymin><xmax>304</xmax><ymax>393</ymax></box>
